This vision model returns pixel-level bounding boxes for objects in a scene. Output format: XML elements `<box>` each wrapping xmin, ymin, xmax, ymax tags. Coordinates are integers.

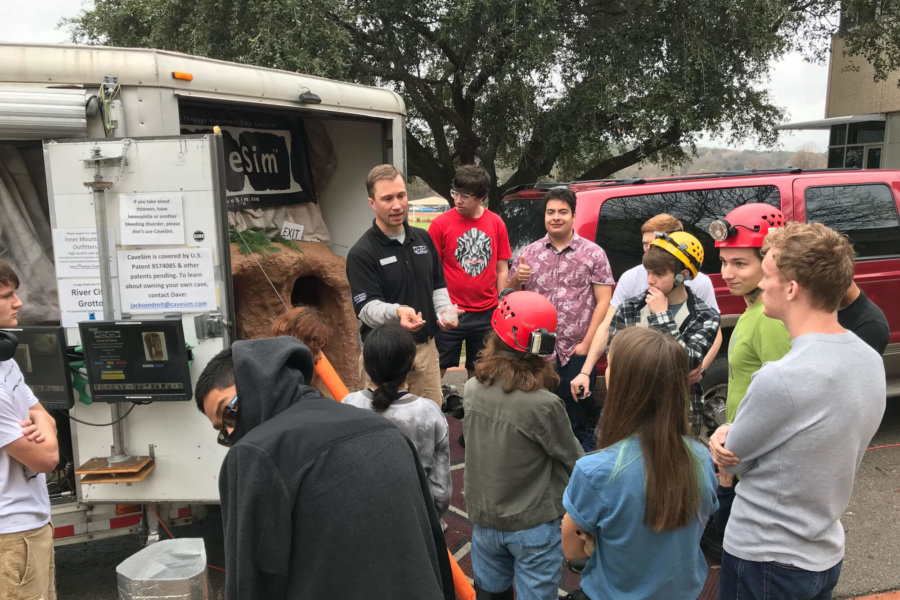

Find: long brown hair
<box><xmin>269</xmin><ymin>305</ymin><xmax>329</xmax><ymax>357</ymax></box>
<box><xmin>598</xmin><ymin>327</ymin><xmax>701</xmax><ymax>531</ymax></box>
<box><xmin>474</xmin><ymin>332</ymin><xmax>559</xmax><ymax>393</ymax></box>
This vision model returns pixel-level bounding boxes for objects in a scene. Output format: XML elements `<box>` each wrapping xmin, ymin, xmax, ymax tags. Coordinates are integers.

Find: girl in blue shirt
<box><xmin>561</xmin><ymin>327</ymin><xmax>718</xmax><ymax>599</ymax></box>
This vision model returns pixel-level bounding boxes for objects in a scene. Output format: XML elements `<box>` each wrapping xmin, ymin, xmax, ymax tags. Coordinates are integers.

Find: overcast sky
<box><xmin>6</xmin><ymin>0</ymin><xmax>830</xmax><ymax>153</ymax></box>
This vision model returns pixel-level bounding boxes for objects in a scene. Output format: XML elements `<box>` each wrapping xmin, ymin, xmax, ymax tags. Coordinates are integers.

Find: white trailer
<box><xmin>0</xmin><ymin>42</ymin><xmax>406</xmax><ymax>545</ymax></box>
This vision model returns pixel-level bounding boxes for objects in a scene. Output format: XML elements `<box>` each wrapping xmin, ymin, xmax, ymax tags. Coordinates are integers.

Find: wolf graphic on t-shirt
<box><xmin>455</xmin><ymin>228</ymin><xmax>492</xmax><ymax>277</ymax></box>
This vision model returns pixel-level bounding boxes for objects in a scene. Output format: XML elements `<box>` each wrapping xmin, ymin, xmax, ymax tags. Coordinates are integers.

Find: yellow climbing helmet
<box><xmin>649</xmin><ymin>231</ymin><xmax>704</xmax><ymax>278</ymax></box>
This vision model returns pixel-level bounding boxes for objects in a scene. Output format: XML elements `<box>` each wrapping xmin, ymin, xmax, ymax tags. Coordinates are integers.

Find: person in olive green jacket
<box><xmin>463</xmin><ymin>290</ymin><xmax>583</xmax><ymax>600</ymax></box>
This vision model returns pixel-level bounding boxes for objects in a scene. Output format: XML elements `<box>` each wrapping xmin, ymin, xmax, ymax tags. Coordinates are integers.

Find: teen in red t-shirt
<box><xmin>429</xmin><ymin>165</ymin><xmax>511</xmax><ymax>377</ymax></box>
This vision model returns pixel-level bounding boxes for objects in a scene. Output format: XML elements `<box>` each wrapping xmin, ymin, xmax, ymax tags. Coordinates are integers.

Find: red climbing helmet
<box><xmin>710</xmin><ymin>203</ymin><xmax>785</xmax><ymax>248</ymax></box>
<box><xmin>491</xmin><ymin>291</ymin><xmax>558</xmax><ymax>354</ymax></box>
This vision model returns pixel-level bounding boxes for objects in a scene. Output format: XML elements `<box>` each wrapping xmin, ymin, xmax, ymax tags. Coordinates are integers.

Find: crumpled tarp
<box><xmin>0</xmin><ymin>143</ymin><xmax>59</xmax><ymax>324</ymax></box>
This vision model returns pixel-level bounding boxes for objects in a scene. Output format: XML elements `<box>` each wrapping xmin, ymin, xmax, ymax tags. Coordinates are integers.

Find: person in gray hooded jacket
<box><xmin>195</xmin><ymin>336</ymin><xmax>453</xmax><ymax>600</ymax></box>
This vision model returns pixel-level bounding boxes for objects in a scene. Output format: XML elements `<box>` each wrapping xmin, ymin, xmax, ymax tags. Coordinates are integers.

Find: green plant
<box><xmin>230</xmin><ymin>228</ymin><xmax>304</xmax><ymax>255</ymax></box>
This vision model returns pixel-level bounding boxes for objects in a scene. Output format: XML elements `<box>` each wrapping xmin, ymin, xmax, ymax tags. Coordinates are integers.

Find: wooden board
<box><xmin>79</xmin><ymin>461</ymin><xmax>156</xmax><ymax>485</ymax></box>
<box><xmin>75</xmin><ymin>455</ymin><xmax>153</xmax><ymax>475</ymax></box>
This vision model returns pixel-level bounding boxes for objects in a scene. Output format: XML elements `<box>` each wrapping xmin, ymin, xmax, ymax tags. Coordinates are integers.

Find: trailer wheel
<box><xmin>699</xmin><ymin>356</ymin><xmax>728</xmax><ymax>444</ymax></box>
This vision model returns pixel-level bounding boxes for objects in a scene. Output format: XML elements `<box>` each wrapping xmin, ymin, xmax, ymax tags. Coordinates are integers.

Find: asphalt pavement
<box><xmin>834</xmin><ymin>400</ymin><xmax>900</xmax><ymax>599</ymax></box>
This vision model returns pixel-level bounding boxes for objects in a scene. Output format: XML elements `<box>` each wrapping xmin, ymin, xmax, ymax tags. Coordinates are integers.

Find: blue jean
<box><xmin>719</xmin><ymin>550</ymin><xmax>842</xmax><ymax>600</ymax></box>
<box><xmin>471</xmin><ymin>519</ymin><xmax>563</xmax><ymax>600</ymax></box>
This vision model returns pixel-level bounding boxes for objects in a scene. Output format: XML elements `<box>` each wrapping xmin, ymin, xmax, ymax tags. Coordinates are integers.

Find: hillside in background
<box><xmin>610</xmin><ymin>146</ymin><xmax>827</xmax><ymax>179</ymax></box>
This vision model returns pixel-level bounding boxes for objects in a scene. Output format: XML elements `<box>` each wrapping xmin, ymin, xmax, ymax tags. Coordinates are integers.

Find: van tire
<box><xmin>699</xmin><ymin>356</ymin><xmax>729</xmax><ymax>443</ymax></box>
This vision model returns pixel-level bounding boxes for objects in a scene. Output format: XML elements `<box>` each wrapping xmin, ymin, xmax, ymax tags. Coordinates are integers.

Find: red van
<box><xmin>501</xmin><ymin>168</ymin><xmax>900</xmax><ymax>433</ymax></box>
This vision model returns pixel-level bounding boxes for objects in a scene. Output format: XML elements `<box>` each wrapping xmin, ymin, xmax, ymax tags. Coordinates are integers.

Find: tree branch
<box><xmin>407</xmin><ymin>131</ymin><xmax>454</xmax><ymax>205</ymax></box>
<box><xmin>575</xmin><ymin>122</ymin><xmax>683</xmax><ymax>180</ymax></box>
<box><xmin>495</xmin><ymin>137</ymin><xmax>561</xmax><ymax>207</ymax></box>
<box><xmin>405</xmin><ymin>92</ymin><xmax>454</xmax><ymax>168</ymax></box>
<box><xmin>398</xmin><ymin>13</ymin><xmax>462</xmax><ymax>69</ymax></box>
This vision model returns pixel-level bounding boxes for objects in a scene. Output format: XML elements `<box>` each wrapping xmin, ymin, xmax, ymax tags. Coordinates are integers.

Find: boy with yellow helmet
<box><xmin>604</xmin><ymin>230</ymin><xmax>721</xmax><ymax>435</ymax></box>
<box><xmin>571</xmin><ymin>214</ymin><xmax>722</xmax><ymax>411</ymax></box>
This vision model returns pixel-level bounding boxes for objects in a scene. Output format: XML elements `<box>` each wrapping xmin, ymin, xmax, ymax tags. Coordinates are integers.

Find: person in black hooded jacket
<box><xmin>195</xmin><ymin>336</ymin><xmax>453</xmax><ymax>600</ymax></box>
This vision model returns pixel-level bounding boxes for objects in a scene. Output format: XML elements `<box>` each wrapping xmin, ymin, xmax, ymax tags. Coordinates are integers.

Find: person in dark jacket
<box><xmin>195</xmin><ymin>336</ymin><xmax>453</xmax><ymax>600</ymax></box>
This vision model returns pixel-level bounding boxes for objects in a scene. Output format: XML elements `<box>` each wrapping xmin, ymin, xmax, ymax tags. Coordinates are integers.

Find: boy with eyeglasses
<box><xmin>428</xmin><ymin>164</ymin><xmax>511</xmax><ymax>378</ymax></box>
<box><xmin>195</xmin><ymin>336</ymin><xmax>454</xmax><ymax>600</ymax></box>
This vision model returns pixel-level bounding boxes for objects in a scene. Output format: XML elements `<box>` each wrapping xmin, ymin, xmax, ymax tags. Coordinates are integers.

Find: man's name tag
<box><xmin>280</xmin><ymin>220</ymin><xmax>305</xmax><ymax>241</ymax></box>
<box><xmin>379</xmin><ymin>255</ymin><xmax>398</xmax><ymax>266</ymax></box>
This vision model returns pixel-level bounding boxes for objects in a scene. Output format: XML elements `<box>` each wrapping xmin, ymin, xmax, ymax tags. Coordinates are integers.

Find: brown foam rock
<box><xmin>230</xmin><ymin>241</ymin><xmax>360</xmax><ymax>395</ymax></box>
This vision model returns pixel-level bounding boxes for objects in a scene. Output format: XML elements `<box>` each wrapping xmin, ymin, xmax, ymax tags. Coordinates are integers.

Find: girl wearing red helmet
<box><xmin>463</xmin><ymin>290</ymin><xmax>583</xmax><ymax>600</ymax></box>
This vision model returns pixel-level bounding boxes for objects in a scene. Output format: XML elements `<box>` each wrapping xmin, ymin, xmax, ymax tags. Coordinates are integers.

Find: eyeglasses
<box><xmin>450</xmin><ymin>189</ymin><xmax>477</xmax><ymax>202</ymax></box>
<box><xmin>216</xmin><ymin>395</ymin><xmax>238</xmax><ymax>447</ymax></box>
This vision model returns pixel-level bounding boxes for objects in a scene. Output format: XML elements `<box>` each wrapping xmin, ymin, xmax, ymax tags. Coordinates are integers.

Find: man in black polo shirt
<box><xmin>347</xmin><ymin>164</ymin><xmax>457</xmax><ymax>406</ymax></box>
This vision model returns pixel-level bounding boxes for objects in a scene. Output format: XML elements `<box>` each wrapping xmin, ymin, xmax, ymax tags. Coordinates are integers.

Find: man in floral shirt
<box><xmin>508</xmin><ymin>188</ymin><xmax>613</xmax><ymax>450</ymax></box>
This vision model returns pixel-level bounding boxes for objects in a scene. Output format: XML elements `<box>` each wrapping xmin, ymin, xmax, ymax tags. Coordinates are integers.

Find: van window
<box><xmin>805</xmin><ymin>184</ymin><xmax>900</xmax><ymax>259</ymax></box>
<box><xmin>499</xmin><ymin>197</ymin><xmax>546</xmax><ymax>258</ymax></box>
<box><xmin>596</xmin><ymin>186</ymin><xmax>780</xmax><ymax>279</ymax></box>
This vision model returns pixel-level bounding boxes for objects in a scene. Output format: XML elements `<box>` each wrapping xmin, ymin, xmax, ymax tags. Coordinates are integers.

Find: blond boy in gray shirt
<box><xmin>710</xmin><ymin>223</ymin><xmax>885</xmax><ymax>600</ymax></box>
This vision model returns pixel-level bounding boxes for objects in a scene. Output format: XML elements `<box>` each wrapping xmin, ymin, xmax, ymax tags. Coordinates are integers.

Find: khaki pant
<box><xmin>359</xmin><ymin>338</ymin><xmax>443</xmax><ymax>407</ymax></box>
<box><xmin>0</xmin><ymin>523</ymin><xmax>56</xmax><ymax>600</ymax></box>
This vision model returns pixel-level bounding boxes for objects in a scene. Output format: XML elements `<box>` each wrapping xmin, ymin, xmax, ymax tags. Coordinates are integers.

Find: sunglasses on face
<box><xmin>216</xmin><ymin>395</ymin><xmax>238</xmax><ymax>447</ymax></box>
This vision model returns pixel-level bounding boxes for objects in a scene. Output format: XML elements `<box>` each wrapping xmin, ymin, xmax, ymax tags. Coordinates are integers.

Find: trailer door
<box><xmin>43</xmin><ymin>134</ymin><xmax>234</xmax><ymax>503</ymax></box>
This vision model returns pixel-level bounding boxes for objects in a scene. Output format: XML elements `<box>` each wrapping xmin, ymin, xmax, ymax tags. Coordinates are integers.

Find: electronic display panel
<box><xmin>1</xmin><ymin>326</ymin><xmax>74</xmax><ymax>409</ymax></box>
<box><xmin>79</xmin><ymin>320</ymin><xmax>192</xmax><ymax>403</ymax></box>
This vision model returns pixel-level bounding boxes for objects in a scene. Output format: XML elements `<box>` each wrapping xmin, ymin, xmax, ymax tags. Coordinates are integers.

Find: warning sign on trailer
<box><xmin>120</xmin><ymin>193</ymin><xmax>185</xmax><ymax>246</ymax></box>
<box><xmin>117</xmin><ymin>248</ymin><xmax>217</xmax><ymax>313</ymax></box>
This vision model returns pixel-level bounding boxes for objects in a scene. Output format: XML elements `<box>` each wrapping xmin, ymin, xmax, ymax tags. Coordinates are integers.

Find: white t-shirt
<box><xmin>611</xmin><ymin>264</ymin><xmax>719</xmax><ymax>311</ymax></box>
<box><xmin>0</xmin><ymin>359</ymin><xmax>51</xmax><ymax>533</ymax></box>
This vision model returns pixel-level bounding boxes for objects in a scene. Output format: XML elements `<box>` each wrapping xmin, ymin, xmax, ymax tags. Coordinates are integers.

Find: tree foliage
<box><xmin>835</xmin><ymin>0</ymin><xmax>900</xmax><ymax>83</ymax></box>
<box><xmin>66</xmin><ymin>0</ymin><xmax>878</xmax><ymax>209</ymax></box>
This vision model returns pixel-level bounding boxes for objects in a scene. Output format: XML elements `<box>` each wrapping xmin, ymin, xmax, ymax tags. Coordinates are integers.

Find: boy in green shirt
<box><xmin>725</xmin><ymin>301</ymin><xmax>792</xmax><ymax>422</ymax></box>
<box><xmin>702</xmin><ymin>203</ymin><xmax>791</xmax><ymax>558</ymax></box>
<box><xmin>711</xmin><ymin>203</ymin><xmax>792</xmax><ymax>423</ymax></box>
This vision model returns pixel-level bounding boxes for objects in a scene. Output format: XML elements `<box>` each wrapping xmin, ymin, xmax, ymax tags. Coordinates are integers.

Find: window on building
<box><xmin>595</xmin><ymin>187</ymin><xmax>780</xmax><ymax>278</ymax></box>
<box><xmin>805</xmin><ymin>184</ymin><xmax>900</xmax><ymax>258</ymax></box>
<box><xmin>828</xmin><ymin>121</ymin><xmax>884</xmax><ymax>168</ymax></box>
<box><xmin>867</xmin><ymin>147</ymin><xmax>882</xmax><ymax>169</ymax></box>
<box><xmin>845</xmin><ymin>146</ymin><xmax>864</xmax><ymax>169</ymax></box>
<box><xmin>830</xmin><ymin>124</ymin><xmax>848</xmax><ymax>147</ymax></box>
<box><xmin>848</xmin><ymin>122</ymin><xmax>885</xmax><ymax>144</ymax></box>
<box><xmin>828</xmin><ymin>147</ymin><xmax>845</xmax><ymax>168</ymax></box>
